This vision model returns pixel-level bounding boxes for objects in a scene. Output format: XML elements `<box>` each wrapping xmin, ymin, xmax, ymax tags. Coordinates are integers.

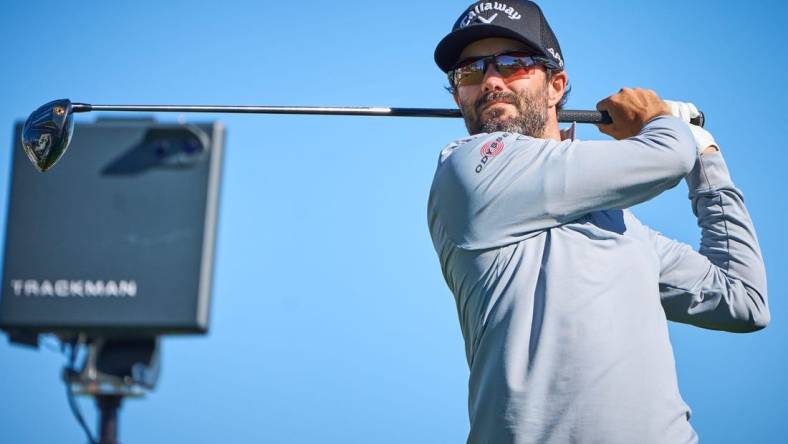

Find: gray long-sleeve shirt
<box><xmin>427</xmin><ymin>116</ymin><xmax>769</xmax><ymax>444</ymax></box>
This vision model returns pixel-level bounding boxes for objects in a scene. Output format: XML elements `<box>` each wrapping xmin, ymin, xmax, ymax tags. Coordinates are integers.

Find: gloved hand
<box><xmin>665</xmin><ymin>100</ymin><xmax>719</xmax><ymax>154</ymax></box>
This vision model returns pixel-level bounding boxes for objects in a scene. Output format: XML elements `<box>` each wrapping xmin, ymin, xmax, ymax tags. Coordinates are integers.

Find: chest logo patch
<box><xmin>475</xmin><ymin>135</ymin><xmax>507</xmax><ymax>173</ymax></box>
<box><xmin>480</xmin><ymin>140</ymin><xmax>505</xmax><ymax>157</ymax></box>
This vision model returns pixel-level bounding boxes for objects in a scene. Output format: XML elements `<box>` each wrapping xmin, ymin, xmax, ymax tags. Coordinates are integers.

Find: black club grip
<box><xmin>558</xmin><ymin>109</ymin><xmax>705</xmax><ymax>128</ymax></box>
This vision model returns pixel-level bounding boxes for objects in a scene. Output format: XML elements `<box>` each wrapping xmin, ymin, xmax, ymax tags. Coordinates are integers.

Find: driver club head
<box><xmin>21</xmin><ymin>99</ymin><xmax>75</xmax><ymax>172</ymax></box>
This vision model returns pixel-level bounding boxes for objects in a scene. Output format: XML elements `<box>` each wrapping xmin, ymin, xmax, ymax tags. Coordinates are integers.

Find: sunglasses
<box><xmin>448</xmin><ymin>51</ymin><xmax>558</xmax><ymax>88</ymax></box>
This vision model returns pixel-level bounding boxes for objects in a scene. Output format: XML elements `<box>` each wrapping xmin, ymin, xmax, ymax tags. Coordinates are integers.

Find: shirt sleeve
<box><xmin>649</xmin><ymin>152</ymin><xmax>769</xmax><ymax>332</ymax></box>
<box><xmin>428</xmin><ymin>115</ymin><xmax>697</xmax><ymax>250</ymax></box>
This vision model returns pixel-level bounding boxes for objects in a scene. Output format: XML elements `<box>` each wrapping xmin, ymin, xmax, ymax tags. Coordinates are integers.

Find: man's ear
<box><xmin>547</xmin><ymin>71</ymin><xmax>568</xmax><ymax>108</ymax></box>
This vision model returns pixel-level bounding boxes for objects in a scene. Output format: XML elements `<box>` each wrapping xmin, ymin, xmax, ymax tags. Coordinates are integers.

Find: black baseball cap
<box><xmin>434</xmin><ymin>0</ymin><xmax>564</xmax><ymax>73</ymax></box>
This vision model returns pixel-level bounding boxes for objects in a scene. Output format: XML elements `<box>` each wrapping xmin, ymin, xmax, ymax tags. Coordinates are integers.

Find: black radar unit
<box><xmin>0</xmin><ymin>118</ymin><xmax>224</xmax><ymax>336</ymax></box>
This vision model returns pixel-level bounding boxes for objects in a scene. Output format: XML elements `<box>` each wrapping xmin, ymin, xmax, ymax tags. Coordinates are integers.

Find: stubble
<box><xmin>461</xmin><ymin>85</ymin><xmax>549</xmax><ymax>137</ymax></box>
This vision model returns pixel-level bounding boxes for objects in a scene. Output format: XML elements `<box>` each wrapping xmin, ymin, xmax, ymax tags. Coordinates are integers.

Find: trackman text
<box><xmin>10</xmin><ymin>279</ymin><xmax>138</xmax><ymax>298</ymax></box>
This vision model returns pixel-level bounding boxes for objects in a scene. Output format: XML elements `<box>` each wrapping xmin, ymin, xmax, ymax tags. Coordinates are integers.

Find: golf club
<box><xmin>21</xmin><ymin>99</ymin><xmax>705</xmax><ymax>172</ymax></box>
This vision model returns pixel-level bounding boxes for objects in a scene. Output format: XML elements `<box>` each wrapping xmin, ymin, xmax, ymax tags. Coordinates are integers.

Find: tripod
<box><xmin>64</xmin><ymin>337</ymin><xmax>160</xmax><ymax>444</ymax></box>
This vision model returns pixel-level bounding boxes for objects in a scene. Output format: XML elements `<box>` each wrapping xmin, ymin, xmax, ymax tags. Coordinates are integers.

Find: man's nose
<box><xmin>481</xmin><ymin>64</ymin><xmax>506</xmax><ymax>93</ymax></box>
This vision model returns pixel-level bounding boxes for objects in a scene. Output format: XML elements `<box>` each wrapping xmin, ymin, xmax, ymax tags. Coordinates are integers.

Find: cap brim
<box><xmin>434</xmin><ymin>24</ymin><xmax>546</xmax><ymax>72</ymax></box>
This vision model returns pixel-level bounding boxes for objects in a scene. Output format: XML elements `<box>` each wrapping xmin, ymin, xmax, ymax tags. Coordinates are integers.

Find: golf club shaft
<box><xmin>70</xmin><ymin>104</ymin><xmax>705</xmax><ymax>127</ymax></box>
<box><xmin>70</xmin><ymin>104</ymin><xmax>610</xmax><ymax>125</ymax></box>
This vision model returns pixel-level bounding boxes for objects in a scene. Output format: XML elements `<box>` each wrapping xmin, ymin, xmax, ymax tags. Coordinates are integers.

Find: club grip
<box><xmin>558</xmin><ymin>109</ymin><xmax>705</xmax><ymax>128</ymax></box>
<box><xmin>690</xmin><ymin>111</ymin><xmax>705</xmax><ymax>128</ymax></box>
<box><xmin>558</xmin><ymin>110</ymin><xmax>611</xmax><ymax>124</ymax></box>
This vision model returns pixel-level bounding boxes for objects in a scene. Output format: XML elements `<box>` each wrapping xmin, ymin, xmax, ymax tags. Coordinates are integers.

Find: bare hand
<box><xmin>596</xmin><ymin>88</ymin><xmax>671</xmax><ymax>140</ymax></box>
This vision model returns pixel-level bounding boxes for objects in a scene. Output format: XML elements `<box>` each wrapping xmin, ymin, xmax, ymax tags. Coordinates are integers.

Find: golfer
<box><xmin>428</xmin><ymin>1</ymin><xmax>769</xmax><ymax>443</ymax></box>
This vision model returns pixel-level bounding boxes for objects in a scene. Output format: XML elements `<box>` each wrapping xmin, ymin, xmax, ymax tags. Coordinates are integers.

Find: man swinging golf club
<box><xmin>428</xmin><ymin>1</ymin><xmax>769</xmax><ymax>443</ymax></box>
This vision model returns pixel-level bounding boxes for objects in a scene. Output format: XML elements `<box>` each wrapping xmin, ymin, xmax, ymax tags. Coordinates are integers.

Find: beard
<box><xmin>460</xmin><ymin>85</ymin><xmax>549</xmax><ymax>137</ymax></box>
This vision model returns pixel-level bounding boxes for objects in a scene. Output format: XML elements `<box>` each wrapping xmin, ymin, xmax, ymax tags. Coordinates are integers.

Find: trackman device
<box><xmin>1</xmin><ymin>118</ymin><xmax>224</xmax><ymax>336</ymax></box>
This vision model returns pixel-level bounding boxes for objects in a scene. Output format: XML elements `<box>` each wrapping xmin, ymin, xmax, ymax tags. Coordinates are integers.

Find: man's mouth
<box><xmin>482</xmin><ymin>100</ymin><xmax>513</xmax><ymax>110</ymax></box>
<box><xmin>476</xmin><ymin>93</ymin><xmax>518</xmax><ymax>114</ymax></box>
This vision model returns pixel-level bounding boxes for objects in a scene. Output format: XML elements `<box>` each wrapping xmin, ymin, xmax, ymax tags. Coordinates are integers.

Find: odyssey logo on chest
<box><xmin>475</xmin><ymin>134</ymin><xmax>508</xmax><ymax>173</ymax></box>
<box><xmin>460</xmin><ymin>2</ymin><xmax>523</xmax><ymax>28</ymax></box>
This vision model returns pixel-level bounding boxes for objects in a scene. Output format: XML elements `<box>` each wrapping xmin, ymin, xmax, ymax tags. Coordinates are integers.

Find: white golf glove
<box><xmin>665</xmin><ymin>100</ymin><xmax>719</xmax><ymax>154</ymax></box>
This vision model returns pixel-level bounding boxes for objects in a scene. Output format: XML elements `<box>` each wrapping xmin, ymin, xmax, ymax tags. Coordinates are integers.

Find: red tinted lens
<box><xmin>451</xmin><ymin>52</ymin><xmax>540</xmax><ymax>87</ymax></box>
<box><xmin>451</xmin><ymin>58</ymin><xmax>486</xmax><ymax>87</ymax></box>
<box><xmin>495</xmin><ymin>53</ymin><xmax>538</xmax><ymax>79</ymax></box>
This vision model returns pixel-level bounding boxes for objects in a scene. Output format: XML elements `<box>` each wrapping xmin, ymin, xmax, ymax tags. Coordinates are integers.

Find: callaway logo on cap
<box><xmin>459</xmin><ymin>2</ymin><xmax>523</xmax><ymax>27</ymax></box>
<box><xmin>434</xmin><ymin>0</ymin><xmax>564</xmax><ymax>72</ymax></box>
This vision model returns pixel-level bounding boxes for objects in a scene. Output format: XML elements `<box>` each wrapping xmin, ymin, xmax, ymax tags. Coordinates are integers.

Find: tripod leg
<box><xmin>95</xmin><ymin>394</ymin><xmax>123</xmax><ymax>444</ymax></box>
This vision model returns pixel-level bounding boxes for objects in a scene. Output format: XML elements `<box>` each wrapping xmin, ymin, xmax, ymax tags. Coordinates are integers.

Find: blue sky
<box><xmin>0</xmin><ymin>1</ymin><xmax>786</xmax><ymax>442</ymax></box>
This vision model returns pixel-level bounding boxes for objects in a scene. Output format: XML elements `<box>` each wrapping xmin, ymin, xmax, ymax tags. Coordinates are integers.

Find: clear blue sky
<box><xmin>1</xmin><ymin>1</ymin><xmax>786</xmax><ymax>442</ymax></box>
